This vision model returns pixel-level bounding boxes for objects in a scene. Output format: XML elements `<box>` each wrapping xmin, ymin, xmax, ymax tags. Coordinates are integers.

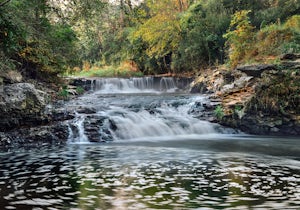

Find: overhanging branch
<box><xmin>0</xmin><ymin>0</ymin><xmax>11</xmax><ymax>7</ymax></box>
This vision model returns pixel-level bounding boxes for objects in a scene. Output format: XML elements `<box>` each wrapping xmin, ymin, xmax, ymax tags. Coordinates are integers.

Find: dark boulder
<box><xmin>236</xmin><ymin>64</ymin><xmax>276</xmax><ymax>77</ymax></box>
<box><xmin>0</xmin><ymin>123</ymin><xmax>69</xmax><ymax>147</ymax></box>
<box><xmin>280</xmin><ymin>53</ymin><xmax>300</xmax><ymax>60</ymax></box>
<box><xmin>190</xmin><ymin>82</ymin><xmax>209</xmax><ymax>94</ymax></box>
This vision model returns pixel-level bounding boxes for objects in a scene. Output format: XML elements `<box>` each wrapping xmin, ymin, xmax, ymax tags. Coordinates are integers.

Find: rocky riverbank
<box><xmin>0</xmin><ymin>82</ymin><xmax>69</xmax><ymax>146</ymax></box>
<box><xmin>0</xmin><ymin>69</ymin><xmax>75</xmax><ymax>146</ymax></box>
<box><xmin>1</xmin><ymin>55</ymin><xmax>299</xmax><ymax>147</ymax></box>
<box><xmin>0</xmin><ymin>75</ymin><xmax>194</xmax><ymax>146</ymax></box>
<box><xmin>191</xmin><ymin>54</ymin><xmax>300</xmax><ymax>135</ymax></box>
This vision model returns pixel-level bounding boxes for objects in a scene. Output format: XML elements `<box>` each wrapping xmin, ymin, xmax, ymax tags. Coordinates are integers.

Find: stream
<box><xmin>0</xmin><ymin>77</ymin><xmax>299</xmax><ymax>209</ymax></box>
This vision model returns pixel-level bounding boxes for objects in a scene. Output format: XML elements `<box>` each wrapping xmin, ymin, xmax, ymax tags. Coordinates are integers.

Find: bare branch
<box><xmin>0</xmin><ymin>0</ymin><xmax>11</xmax><ymax>7</ymax></box>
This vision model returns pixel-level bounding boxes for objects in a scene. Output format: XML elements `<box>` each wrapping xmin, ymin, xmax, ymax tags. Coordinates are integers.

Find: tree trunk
<box><xmin>119</xmin><ymin>0</ymin><xmax>125</xmax><ymax>28</ymax></box>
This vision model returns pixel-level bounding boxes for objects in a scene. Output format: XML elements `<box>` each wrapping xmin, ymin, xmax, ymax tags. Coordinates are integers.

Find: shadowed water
<box><xmin>0</xmin><ymin>139</ymin><xmax>299</xmax><ymax>210</ymax></box>
<box><xmin>0</xmin><ymin>77</ymin><xmax>299</xmax><ymax>209</ymax></box>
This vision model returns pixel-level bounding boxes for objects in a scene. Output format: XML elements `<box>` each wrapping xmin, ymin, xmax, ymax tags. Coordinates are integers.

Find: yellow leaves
<box><xmin>284</xmin><ymin>15</ymin><xmax>300</xmax><ymax>31</ymax></box>
<box><xmin>18</xmin><ymin>41</ymin><xmax>63</xmax><ymax>74</ymax></box>
<box><xmin>135</xmin><ymin>17</ymin><xmax>180</xmax><ymax>57</ymax></box>
<box><xmin>223</xmin><ymin>10</ymin><xmax>255</xmax><ymax>68</ymax></box>
<box><xmin>132</xmin><ymin>0</ymin><xmax>183</xmax><ymax>58</ymax></box>
<box><xmin>82</xmin><ymin>60</ymin><xmax>91</xmax><ymax>71</ymax></box>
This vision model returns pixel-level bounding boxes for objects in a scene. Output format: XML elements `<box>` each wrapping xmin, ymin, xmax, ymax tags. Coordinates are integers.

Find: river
<box><xmin>0</xmin><ymin>77</ymin><xmax>299</xmax><ymax>209</ymax></box>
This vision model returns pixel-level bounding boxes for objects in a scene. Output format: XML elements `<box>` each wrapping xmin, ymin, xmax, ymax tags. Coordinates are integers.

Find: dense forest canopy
<box><xmin>0</xmin><ymin>0</ymin><xmax>300</xmax><ymax>80</ymax></box>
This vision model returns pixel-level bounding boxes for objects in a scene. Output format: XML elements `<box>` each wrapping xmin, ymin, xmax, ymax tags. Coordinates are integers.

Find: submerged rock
<box><xmin>0</xmin><ymin>123</ymin><xmax>69</xmax><ymax>147</ymax></box>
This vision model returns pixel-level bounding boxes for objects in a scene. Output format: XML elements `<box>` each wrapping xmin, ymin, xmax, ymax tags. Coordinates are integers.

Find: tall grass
<box><xmin>70</xmin><ymin>61</ymin><xmax>144</xmax><ymax>78</ymax></box>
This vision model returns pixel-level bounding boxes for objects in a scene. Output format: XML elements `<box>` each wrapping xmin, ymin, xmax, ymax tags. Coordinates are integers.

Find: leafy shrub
<box><xmin>76</xmin><ymin>86</ymin><xmax>85</xmax><ymax>95</ymax></box>
<box><xmin>223</xmin><ymin>10</ymin><xmax>255</xmax><ymax>68</ymax></box>
<box><xmin>214</xmin><ymin>105</ymin><xmax>224</xmax><ymax>120</ymax></box>
<box><xmin>247</xmin><ymin>70</ymin><xmax>300</xmax><ymax>115</ymax></box>
<box><xmin>58</xmin><ymin>86</ymin><xmax>69</xmax><ymax>100</ymax></box>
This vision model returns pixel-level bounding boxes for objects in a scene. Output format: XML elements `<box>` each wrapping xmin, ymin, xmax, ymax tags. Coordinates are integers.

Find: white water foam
<box><xmin>68</xmin><ymin>113</ymin><xmax>90</xmax><ymax>144</ymax></box>
<box><xmin>66</xmin><ymin>77</ymin><xmax>222</xmax><ymax>143</ymax></box>
<box><xmin>97</xmin><ymin>96</ymin><xmax>217</xmax><ymax>141</ymax></box>
<box><xmin>92</xmin><ymin>77</ymin><xmax>178</xmax><ymax>94</ymax></box>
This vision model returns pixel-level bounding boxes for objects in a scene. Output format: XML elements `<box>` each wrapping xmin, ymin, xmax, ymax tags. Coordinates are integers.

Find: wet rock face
<box><xmin>68</xmin><ymin>78</ymin><xmax>93</xmax><ymax>91</ymax></box>
<box><xmin>221</xmin><ymin>113</ymin><xmax>300</xmax><ymax>136</ymax></box>
<box><xmin>190</xmin><ymin>82</ymin><xmax>209</xmax><ymax>94</ymax></box>
<box><xmin>0</xmin><ymin>83</ymin><xmax>49</xmax><ymax>131</ymax></box>
<box><xmin>0</xmin><ymin>123</ymin><xmax>69</xmax><ymax>147</ymax></box>
<box><xmin>85</xmin><ymin>116</ymin><xmax>116</xmax><ymax>142</ymax></box>
<box><xmin>67</xmin><ymin>114</ymin><xmax>116</xmax><ymax>143</ymax></box>
<box><xmin>280</xmin><ymin>53</ymin><xmax>300</xmax><ymax>60</ymax></box>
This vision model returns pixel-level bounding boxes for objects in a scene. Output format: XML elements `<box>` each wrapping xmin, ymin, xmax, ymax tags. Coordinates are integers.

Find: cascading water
<box><xmin>133</xmin><ymin>77</ymin><xmax>154</xmax><ymax>90</ymax></box>
<box><xmin>90</xmin><ymin>76</ymin><xmax>181</xmax><ymax>93</ymax></box>
<box><xmin>67</xmin><ymin>77</ymin><xmax>223</xmax><ymax>143</ymax></box>
<box><xmin>68</xmin><ymin>112</ymin><xmax>89</xmax><ymax>143</ymax></box>
<box><xmin>1</xmin><ymin>78</ymin><xmax>299</xmax><ymax>210</ymax></box>
<box><xmin>159</xmin><ymin>77</ymin><xmax>176</xmax><ymax>91</ymax></box>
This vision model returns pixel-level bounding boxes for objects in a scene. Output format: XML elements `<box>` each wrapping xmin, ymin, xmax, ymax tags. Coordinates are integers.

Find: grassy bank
<box><xmin>70</xmin><ymin>64</ymin><xmax>144</xmax><ymax>78</ymax></box>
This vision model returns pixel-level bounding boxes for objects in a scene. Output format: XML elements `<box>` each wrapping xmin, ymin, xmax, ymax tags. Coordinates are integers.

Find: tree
<box><xmin>174</xmin><ymin>0</ymin><xmax>230</xmax><ymax>71</ymax></box>
<box><xmin>130</xmin><ymin>0</ymin><xmax>190</xmax><ymax>74</ymax></box>
<box><xmin>0</xmin><ymin>0</ymin><xmax>79</xmax><ymax>81</ymax></box>
<box><xmin>223</xmin><ymin>10</ymin><xmax>255</xmax><ymax>68</ymax></box>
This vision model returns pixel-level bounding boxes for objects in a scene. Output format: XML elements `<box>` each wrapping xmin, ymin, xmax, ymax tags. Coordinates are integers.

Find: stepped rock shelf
<box><xmin>0</xmin><ymin>76</ymin><xmax>299</xmax><ymax>210</ymax></box>
<box><xmin>1</xmin><ymin>57</ymin><xmax>299</xmax><ymax>147</ymax></box>
<box><xmin>190</xmin><ymin>54</ymin><xmax>300</xmax><ymax>135</ymax></box>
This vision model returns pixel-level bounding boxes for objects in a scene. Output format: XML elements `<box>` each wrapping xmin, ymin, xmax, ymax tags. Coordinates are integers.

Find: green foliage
<box><xmin>130</xmin><ymin>0</ymin><xmax>184</xmax><ymax>73</ymax></box>
<box><xmin>247</xmin><ymin>70</ymin><xmax>300</xmax><ymax>115</ymax></box>
<box><xmin>174</xmin><ymin>1</ymin><xmax>230</xmax><ymax>71</ymax></box>
<box><xmin>49</xmin><ymin>24</ymin><xmax>78</xmax><ymax>66</ymax></box>
<box><xmin>73</xmin><ymin>66</ymin><xmax>143</xmax><ymax>78</ymax></box>
<box><xmin>76</xmin><ymin>86</ymin><xmax>85</xmax><ymax>95</ymax></box>
<box><xmin>58</xmin><ymin>86</ymin><xmax>69</xmax><ymax>100</ymax></box>
<box><xmin>2</xmin><ymin>0</ymin><xmax>300</xmax><ymax>80</ymax></box>
<box><xmin>281</xmin><ymin>15</ymin><xmax>300</xmax><ymax>53</ymax></box>
<box><xmin>223</xmin><ymin>10</ymin><xmax>255</xmax><ymax>68</ymax></box>
<box><xmin>234</xmin><ymin>105</ymin><xmax>242</xmax><ymax>112</ymax></box>
<box><xmin>255</xmin><ymin>23</ymin><xmax>294</xmax><ymax>56</ymax></box>
<box><xmin>0</xmin><ymin>3</ymin><xmax>25</xmax><ymax>55</ymax></box>
<box><xmin>0</xmin><ymin>0</ymin><xmax>80</xmax><ymax>82</ymax></box>
<box><xmin>235</xmin><ymin>15</ymin><xmax>300</xmax><ymax>64</ymax></box>
<box><xmin>0</xmin><ymin>50</ymin><xmax>16</xmax><ymax>71</ymax></box>
<box><xmin>214</xmin><ymin>105</ymin><xmax>224</xmax><ymax>120</ymax></box>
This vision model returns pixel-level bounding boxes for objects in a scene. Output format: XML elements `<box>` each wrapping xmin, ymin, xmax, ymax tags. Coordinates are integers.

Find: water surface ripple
<box><xmin>0</xmin><ymin>140</ymin><xmax>299</xmax><ymax>210</ymax></box>
<box><xmin>1</xmin><ymin>78</ymin><xmax>299</xmax><ymax>209</ymax></box>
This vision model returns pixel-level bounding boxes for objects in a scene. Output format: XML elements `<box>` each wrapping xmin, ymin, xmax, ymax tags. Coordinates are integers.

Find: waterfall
<box><xmin>66</xmin><ymin>88</ymin><xmax>220</xmax><ymax>143</ymax></box>
<box><xmin>107</xmin><ymin>107</ymin><xmax>215</xmax><ymax>140</ymax></box>
<box><xmin>159</xmin><ymin>77</ymin><xmax>176</xmax><ymax>91</ymax></box>
<box><xmin>90</xmin><ymin>77</ymin><xmax>181</xmax><ymax>93</ymax></box>
<box><xmin>68</xmin><ymin>113</ymin><xmax>89</xmax><ymax>144</ymax></box>
<box><xmin>133</xmin><ymin>77</ymin><xmax>154</xmax><ymax>89</ymax></box>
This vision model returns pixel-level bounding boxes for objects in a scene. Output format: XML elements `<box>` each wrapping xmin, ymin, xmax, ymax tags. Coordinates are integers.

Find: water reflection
<box><xmin>0</xmin><ymin>139</ymin><xmax>299</xmax><ymax>209</ymax></box>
